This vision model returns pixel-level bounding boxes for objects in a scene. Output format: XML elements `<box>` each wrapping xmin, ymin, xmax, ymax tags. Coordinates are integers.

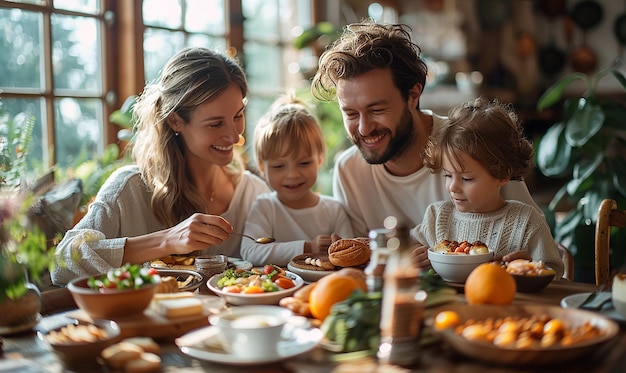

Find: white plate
<box><xmin>0</xmin><ymin>313</ymin><xmax>41</xmax><ymax>336</ymax></box>
<box><xmin>287</xmin><ymin>263</ymin><xmax>335</xmax><ymax>282</ymax></box>
<box><xmin>176</xmin><ymin>324</ymin><xmax>322</xmax><ymax>366</ymax></box>
<box><xmin>561</xmin><ymin>292</ymin><xmax>626</xmax><ymax>323</ymax></box>
<box><xmin>207</xmin><ymin>271</ymin><xmax>304</xmax><ymax>306</ymax></box>
<box><xmin>151</xmin><ymin>257</ymin><xmax>252</xmax><ymax>271</ymax></box>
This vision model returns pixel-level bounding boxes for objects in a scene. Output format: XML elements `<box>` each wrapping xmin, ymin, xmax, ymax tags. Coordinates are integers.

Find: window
<box><xmin>0</xmin><ymin>0</ymin><xmax>313</xmax><ymax>179</ymax></box>
<box><xmin>0</xmin><ymin>0</ymin><xmax>107</xmax><ymax>175</ymax></box>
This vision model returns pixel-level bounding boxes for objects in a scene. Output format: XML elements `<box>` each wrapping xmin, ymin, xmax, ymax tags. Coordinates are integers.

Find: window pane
<box><xmin>188</xmin><ymin>33</ymin><xmax>226</xmax><ymax>51</ymax></box>
<box><xmin>244</xmin><ymin>41</ymin><xmax>281</xmax><ymax>92</ymax></box>
<box><xmin>51</xmin><ymin>14</ymin><xmax>102</xmax><ymax>93</ymax></box>
<box><xmin>0</xmin><ymin>8</ymin><xmax>42</xmax><ymax>89</ymax></box>
<box><xmin>243</xmin><ymin>0</ymin><xmax>278</xmax><ymax>40</ymax></box>
<box><xmin>185</xmin><ymin>0</ymin><xmax>224</xmax><ymax>34</ymax></box>
<box><xmin>143</xmin><ymin>0</ymin><xmax>182</xmax><ymax>28</ymax></box>
<box><xmin>143</xmin><ymin>29</ymin><xmax>185</xmax><ymax>83</ymax></box>
<box><xmin>0</xmin><ymin>98</ymin><xmax>45</xmax><ymax>177</ymax></box>
<box><xmin>54</xmin><ymin>98</ymin><xmax>102</xmax><ymax>168</ymax></box>
<box><xmin>53</xmin><ymin>0</ymin><xmax>100</xmax><ymax>14</ymax></box>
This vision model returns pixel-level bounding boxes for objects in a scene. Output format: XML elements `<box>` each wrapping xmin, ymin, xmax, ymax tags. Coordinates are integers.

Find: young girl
<box><xmin>240</xmin><ymin>94</ymin><xmax>353</xmax><ymax>266</ymax></box>
<box><xmin>410</xmin><ymin>97</ymin><xmax>564</xmax><ymax>278</ymax></box>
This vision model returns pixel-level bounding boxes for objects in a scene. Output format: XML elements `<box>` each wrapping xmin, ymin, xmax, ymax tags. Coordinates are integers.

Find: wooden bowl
<box><xmin>68</xmin><ymin>275</ymin><xmax>158</xmax><ymax>319</ymax></box>
<box><xmin>429</xmin><ymin>304</ymin><xmax>619</xmax><ymax>365</ymax></box>
<box><xmin>511</xmin><ymin>272</ymin><xmax>555</xmax><ymax>293</ymax></box>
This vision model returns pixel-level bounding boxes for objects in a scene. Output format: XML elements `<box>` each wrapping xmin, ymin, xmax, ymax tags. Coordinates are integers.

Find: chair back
<box><xmin>595</xmin><ymin>199</ymin><xmax>626</xmax><ymax>287</ymax></box>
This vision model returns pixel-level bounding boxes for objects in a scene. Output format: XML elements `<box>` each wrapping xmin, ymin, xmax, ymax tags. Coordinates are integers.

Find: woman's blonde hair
<box><xmin>424</xmin><ymin>97</ymin><xmax>534</xmax><ymax>180</ymax></box>
<box><xmin>132</xmin><ymin>47</ymin><xmax>248</xmax><ymax>226</ymax></box>
<box><xmin>253</xmin><ymin>94</ymin><xmax>326</xmax><ymax>166</ymax></box>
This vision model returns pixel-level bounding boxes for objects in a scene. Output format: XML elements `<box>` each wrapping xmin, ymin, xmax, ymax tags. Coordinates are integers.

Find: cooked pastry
<box><xmin>328</xmin><ymin>238</ymin><xmax>370</xmax><ymax>267</ymax></box>
<box><xmin>289</xmin><ymin>253</ymin><xmax>336</xmax><ymax>271</ymax></box>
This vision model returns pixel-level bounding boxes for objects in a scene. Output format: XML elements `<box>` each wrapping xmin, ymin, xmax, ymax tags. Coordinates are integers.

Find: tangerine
<box><xmin>434</xmin><ymin>310</ymin><xmax>461</xmax><ymax>330</ymax></box>
<box><xmin>465</xmin><ymin>263</ymin><xmax>516</xmax><ymax>305</ymax></box>
<box><xmin>309</xmin><ymin>273</ymin><xmax>363</xmax><ymax>320</ymax></box>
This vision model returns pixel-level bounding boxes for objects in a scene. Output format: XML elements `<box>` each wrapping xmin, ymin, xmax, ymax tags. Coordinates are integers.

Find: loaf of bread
<box><xmin>328</xmin><ymin>238</ymin><xmax>371</xmax><ymax>267</ymax></box>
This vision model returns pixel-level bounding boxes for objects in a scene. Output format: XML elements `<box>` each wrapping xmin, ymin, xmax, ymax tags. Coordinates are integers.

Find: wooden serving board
<box><xmin>65</xmin><ymin>295</ymin><xmax>224</xmax><ymax>340</ymax></box>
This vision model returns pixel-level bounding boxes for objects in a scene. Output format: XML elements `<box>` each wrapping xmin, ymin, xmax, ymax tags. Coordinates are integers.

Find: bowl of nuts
<box><xmin>37</xmin><ymin>319</ymin><xmax>121</xmax><ymax>367</ymax></box>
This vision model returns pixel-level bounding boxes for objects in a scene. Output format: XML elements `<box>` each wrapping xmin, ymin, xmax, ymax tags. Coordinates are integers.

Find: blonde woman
<box><xmin>52</xmin><ymin>47</ymin><xmax>270</xmax><ymax>285</ymax></box>
<box><xmin>240</xmin><ymin>94</ymin><xmax>353</xmax><ymax>266</ymax></box>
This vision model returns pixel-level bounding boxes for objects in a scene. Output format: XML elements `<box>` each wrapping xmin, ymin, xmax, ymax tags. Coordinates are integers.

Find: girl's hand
<box><xmin>310</xmin><ymin>235</ymin><xmax>332</xmax><ymax>253</ymax></box>
<box><xmin>166</xmin><ymin>213</ymin><xmax>233</xmax><ymax>254</ymax></box>
<box><xmin>411</xmin><ymin>244</ymin><xmax>432</xmax><ymax>270</ymax></box>
<box><xmin>494</xmin><ymin>250</ymin><xmax>532</xmax><ymax>263</ymax></box>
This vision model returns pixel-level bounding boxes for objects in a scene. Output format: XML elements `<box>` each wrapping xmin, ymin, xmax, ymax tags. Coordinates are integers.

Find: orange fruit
<box><xmin>309</xmin><ymin>273</ymin><xmax>363</xmax><ymax>321</ymax></box>
<box><xmin>465</xmin><ymin>263</ymin><xmax>516</xmax><ymax>305</ymax></box>
<box><xmin>334</xmin><ymin>267</ymin><xmax>367</xmax><ymax>290</ymax></box>
<box><xmin>434</xmin><ymin>310</ymin><xmax>461</xmax><ymax>330</ymax></box>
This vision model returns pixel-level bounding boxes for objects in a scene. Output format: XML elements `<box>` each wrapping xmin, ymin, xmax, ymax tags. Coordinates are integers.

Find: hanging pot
<box><xmin>570</xmin><ymin>0</ymin><xmax>604</xmax><ymax>31</ymax></box>
<box><xmin>614</xmin><ymin>8</ymin><xmax>626</xmax><ymax>45</ymax></box>
<box><xmin>539</xmin><ymin>0</ymin><xmax>567</xmax><ymax>19</ymax></box>
<box><xmin>539</xmin><ymin>44</ymin><xmax>566</xmax><ymax>75</ymax></box>
<box><xmin>569</xmin><ymin>45</ymin><xmax>598</xmax><ymax>74</ymax></box>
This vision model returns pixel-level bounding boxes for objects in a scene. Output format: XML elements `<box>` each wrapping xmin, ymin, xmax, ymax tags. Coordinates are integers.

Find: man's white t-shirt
<box><xmin>332</xmin><ymin>111</ymin><xmax>542</xmax><ymax>237</ymax></box>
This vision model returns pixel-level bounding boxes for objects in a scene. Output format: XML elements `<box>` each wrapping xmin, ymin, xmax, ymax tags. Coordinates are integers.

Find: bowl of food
<box><xmin>612</xmin><ymin>272</ymin><xmax>626</xmax><ymax>318</ymax></box>
<box><xmin>428</xmin><ymin>241</ymin><xmax>494</xmax><ymax>283</ymax></box>
<box><xmin>37</xmin><ymin>319</ymin><xmax>121</xmax><ymax>367</ymax></box>
<box><xmin>504</xmin><ymin>259</ymin><xmax>556</xmax><ymax>293</ymax></box>
<box><xmin>207</xmin><ymin>266</ymin><xmax>304</xmax><ymax>306</ymax></box>
<box><xmin>68</xmin><ymin>264</ymin><xmax>160</xmax><ymax>319</ymax></box>
<box><xmin>429</xmin><ymin>303</ymin><xmax>619</xmax><ymax>365</ymax></box>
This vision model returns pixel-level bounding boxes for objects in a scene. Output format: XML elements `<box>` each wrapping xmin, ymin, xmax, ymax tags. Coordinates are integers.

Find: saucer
<box><xmin>176</xmin><ymin>324</ymin><xmax>323</xmax><ymax>365</ymax></box>
<box><xmin>0</xmin><ymin>313</ymin><xmax>41</xmax><ymax>335</ymax></box>
<box><xmin>561</xmin><ymin>292</ymin><xmax>626</xmax><ymax>323</ymax></box>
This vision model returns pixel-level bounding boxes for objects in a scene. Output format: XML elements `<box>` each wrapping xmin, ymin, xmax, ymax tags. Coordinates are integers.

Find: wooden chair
<box><xmin>557</xmin><ymin>243</ymin><xmax>574</xmax><ymax>281</ymax></box>
<box><xmin>595</xmin><ymin>199</ymin><xmax>626</xmax><ymax>287</ymax></box>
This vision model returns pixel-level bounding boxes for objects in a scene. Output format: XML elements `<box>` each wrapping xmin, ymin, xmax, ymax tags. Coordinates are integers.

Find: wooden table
<box><xmin>2</xmin><ymin>280</ymin><xmax>625</xmax><ymax>372</ymax></box>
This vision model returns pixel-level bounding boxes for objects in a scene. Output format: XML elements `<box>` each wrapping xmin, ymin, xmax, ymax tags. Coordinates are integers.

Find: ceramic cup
<box><xmin>208</xmin><ymin>305</ymin><xmax>308</xmax><ymax>359</ymax></box>
<box><xmin>195</xmin><ymin>255</ymin><xmax>228</xmax><ymax>294</ymax></box>
<box><xmin>612</xmin><ymin>272</ymin><xmax>626</xmax><ymax>318</ymax></box>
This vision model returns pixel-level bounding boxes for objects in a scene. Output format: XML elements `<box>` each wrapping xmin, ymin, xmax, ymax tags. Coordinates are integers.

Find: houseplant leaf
<box><xmin>565</xmin><ymin>154</ymin><xmax>603</xmax><ymax>197</ymax></box>
<box><xmin>536</xmin><ymin>122</ymin><xmax>572</xmax><ymax>177</ymax></box>
<box><xmin>536</xmin><ymin>73</ymin><xmax>588</xmax><ymax>111</ymax></box>
<box><xmin>564</xmin><ymin>99</ymin><xmax>604</xmax><ymax>147</ymax></box>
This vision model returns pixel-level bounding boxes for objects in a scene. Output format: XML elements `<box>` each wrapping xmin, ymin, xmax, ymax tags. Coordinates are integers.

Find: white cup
<box><xmin>612</xmin><ymin>273</ymin><xmax>626</xmax><ymax>318</ymax></box>
<box><xmin>208</xmin><ymin>305</ymin><xmax>308</xmax><ymax>359</ymax></box>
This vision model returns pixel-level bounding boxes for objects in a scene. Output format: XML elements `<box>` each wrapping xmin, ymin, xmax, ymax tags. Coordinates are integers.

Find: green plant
<box><xmin>536</xmin><ymin>68</ymin><xmax>626</xmax><ymax>277</ymax></box>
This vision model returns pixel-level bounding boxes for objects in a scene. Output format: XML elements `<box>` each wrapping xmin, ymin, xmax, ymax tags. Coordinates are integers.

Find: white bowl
<box><xmin>428</xmin><ymin>249</ymin><xmax>494</xmax><ymax>283</ymax></box>
<box><xmin>612</xmin><ymin>273</ymin><xmax>626</xmax><ymax>318</ymax></box>
<box><xmin>207</xmin><ymin>271</ymin><xmax>304</xmax><ymax>306</ymax></box>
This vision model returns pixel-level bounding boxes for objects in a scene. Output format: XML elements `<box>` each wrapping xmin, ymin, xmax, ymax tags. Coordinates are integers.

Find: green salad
<box><xmin>87</xmin><ymin>263</ymin><xmax>160</xmax><ymax>291</ymax></box>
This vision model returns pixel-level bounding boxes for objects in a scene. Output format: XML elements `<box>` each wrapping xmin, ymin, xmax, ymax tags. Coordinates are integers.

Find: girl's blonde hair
<box><xmin>253</xmin><ymin>94</ymin><xmax>326</xmax><ymax>166</ymax></box>
<box><xmin>131</xmin><ymin>47</ymin><xmax>248</xmax><ymax>226</ymax></box>
<box><xmin>424</xmin><ymin>97</ymin><xmax>534</xmax><ymax>180</ymax></box>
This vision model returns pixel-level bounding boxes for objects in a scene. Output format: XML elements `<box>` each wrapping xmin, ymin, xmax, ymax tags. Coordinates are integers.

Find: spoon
<box><xmin>231</xmin><ymin>232</ymin><xmax>276</xmax><ymax>244</ymax></box>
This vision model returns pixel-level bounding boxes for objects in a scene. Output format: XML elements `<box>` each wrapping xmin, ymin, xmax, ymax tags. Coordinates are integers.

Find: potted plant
<box><xmin>535</xmin><ymin>68</ymin><xmax>626</xmax><ymax>282</ymax></box>
<box><xmin>0</xmin><ymin>107</ymin><xmax>56</xmax><ymax>330</ymax></box>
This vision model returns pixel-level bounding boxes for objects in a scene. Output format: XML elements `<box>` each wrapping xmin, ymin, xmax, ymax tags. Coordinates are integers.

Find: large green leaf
<box><xmin>554</xmin><ymin>210</ymin><xmax>583</xmax><ymax>242</ymax></box>
<box><xmin>608</xmin><ymin>70</ymin><xmax>626</xmax><ymax>91</ymax></box>
<box><xmin>612</xmin><ymin>158</ymin><xmax>626</xmax><ymax>197</ymax></box>
<box><xmin>537</xmin><ymin>73</ymin><xmax>588</xmax><ymax>111</ymax></box>
<box><xmin>564</xmin><ymin>99</ymin><xmax>604</xmax><ymax>147</ymax></box>
<box><xmin>536</xmin><ymin>122</ymin><xmax>572</xmax><ymax>177</ymax></box>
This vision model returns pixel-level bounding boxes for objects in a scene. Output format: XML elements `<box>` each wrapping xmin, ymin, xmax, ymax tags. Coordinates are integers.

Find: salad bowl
<box><xmin>207</xmin><ymin>270</ymin><xmax>304</xmax><ymax>305</ymax></box>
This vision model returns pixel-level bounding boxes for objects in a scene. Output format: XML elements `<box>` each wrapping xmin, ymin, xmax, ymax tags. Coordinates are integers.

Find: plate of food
<box><xmin>287</xmin><ymin>253</ymin><xmax>337</xmax><ymax>282</ymax></box>
<box><xmin>155</xmin><ymin>269</ymin><xmax>204</xmax><ymax>293</ymax></box>
<box><xmin>428</xmin><ymin>303</ymin><xmax>619</xmax><ymax>365</ymax></box>
<box><xmin>150</xmin><ymin>256</ymin><xmax>253</xmax><ymax>271</ymax></box>
<box><xmin>207</xmin><ymin>266</ymin><xmax>304</xmax><ymax>306</ymax></box>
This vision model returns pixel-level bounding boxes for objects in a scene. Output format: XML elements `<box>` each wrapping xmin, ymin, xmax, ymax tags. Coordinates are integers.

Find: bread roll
<box><xmin>101</xmin><ymin>341</ymin><xmax>144</xmax><ymax>369</ymax></box>
<box><xmin>328</xmin><ymin>239</ymin><xmax>370</xmax><ymax>267</ymax></box>
<box><xmin>124</xmin><ymin>352</ymin><xmax>161</xmax><ymax>373</ymax></box>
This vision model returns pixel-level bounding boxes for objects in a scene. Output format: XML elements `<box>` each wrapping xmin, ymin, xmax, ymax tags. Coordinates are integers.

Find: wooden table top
<box><xmin>2</xmin><ymin>280</ymin><xmax>625</xmax><ymax>373</ymax></box>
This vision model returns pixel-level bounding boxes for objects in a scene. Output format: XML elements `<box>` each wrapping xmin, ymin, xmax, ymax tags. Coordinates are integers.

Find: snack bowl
<box><xmin>37</xmin><ymin>319</ymin><xmax>121</xmax><ymax>367</ymax></box>
<box><xmin>68</xmin><ymin>274</ymin><xmax>159</xmax><ymax>319</ymax></box>
<box><xmin>428</xmin><ymin>249</ymin><xmax>494</xmax><ymax>283</ymax></box>
<box><xmin>612</xmin><ymin>272</ymin><xmax>626</xmax><ymax>318</ymax></box>
<box><xmin>511</xmin><ymin>271</ymin><xmax>555</xmax><ymax>293</ymax></box>
<box><xmin>207</xmin><ymin>271</ymin><xmax>304</xmax><ymax>306</ymax></box>
<box><xmin>208</xmin><ymin>305</ymin><xmax>308</xmax><ymax>359</ymax></box>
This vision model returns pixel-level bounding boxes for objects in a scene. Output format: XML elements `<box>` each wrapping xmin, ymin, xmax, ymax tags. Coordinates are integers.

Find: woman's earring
<box><xmin>236</xmin><ymin>134</ymin><xmax>245</xmax><ymax>146</ymax></box>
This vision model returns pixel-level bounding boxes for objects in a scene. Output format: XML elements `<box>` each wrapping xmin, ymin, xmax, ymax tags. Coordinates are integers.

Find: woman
<box><xmin>51</xmin><ymin>47</ymin><xmax>270</xmax><ymax>286</ymax></box>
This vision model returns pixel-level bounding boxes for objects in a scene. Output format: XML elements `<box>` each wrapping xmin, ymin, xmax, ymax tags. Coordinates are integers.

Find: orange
<box><xmin>434</xmin><ymin>310</ymin><xmax>461</xmax><ymax>330</ymax></box>
<box><xmin>309</xmin><ymin>273</ymin><xmax>363</xmax><ymax>321</ymax></box>
<box><xmin>465</xmin><ymin>263</ymin><xmax>516</xmax><ymax>305</ymax></box>
<box><xmin>334</xmin><ymin>267</ymin><xmax>367</xmax><ymax>290</ymax></box>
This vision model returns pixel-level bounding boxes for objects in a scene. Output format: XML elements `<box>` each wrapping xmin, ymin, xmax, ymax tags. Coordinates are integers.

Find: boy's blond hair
<box><xmin>254</xmin><ymin>94</ymin><xmax>326</xmax><ymax>167</ymax></box>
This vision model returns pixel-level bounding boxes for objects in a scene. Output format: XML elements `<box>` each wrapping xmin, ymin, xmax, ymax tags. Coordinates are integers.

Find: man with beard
<box><xmin>311</xmin><ymin>21</ymin><xmax>541</xmax><ymax>266</ymax></box>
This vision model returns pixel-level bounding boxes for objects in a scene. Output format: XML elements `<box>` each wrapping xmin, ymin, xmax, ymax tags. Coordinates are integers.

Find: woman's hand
<box><xmin>411</xmin><ymin>244</ymin><xmax>431</xmax><ymax>270</ymax></box>
<box><xmin>307</xmin><ymin>235</ymin><xmax>332</xmax><ymax>253</ymax></box>
<box><xmin>166</xmin><ymin>213</ymin><xmax>233</xmax><ymax>254</ymax></box>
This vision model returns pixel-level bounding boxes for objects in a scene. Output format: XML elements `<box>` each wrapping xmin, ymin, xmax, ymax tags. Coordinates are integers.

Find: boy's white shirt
<box><xmin>241</xmin><ymin>192</ymin><xmax>354</xmax><ymax>266</ymax></box>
